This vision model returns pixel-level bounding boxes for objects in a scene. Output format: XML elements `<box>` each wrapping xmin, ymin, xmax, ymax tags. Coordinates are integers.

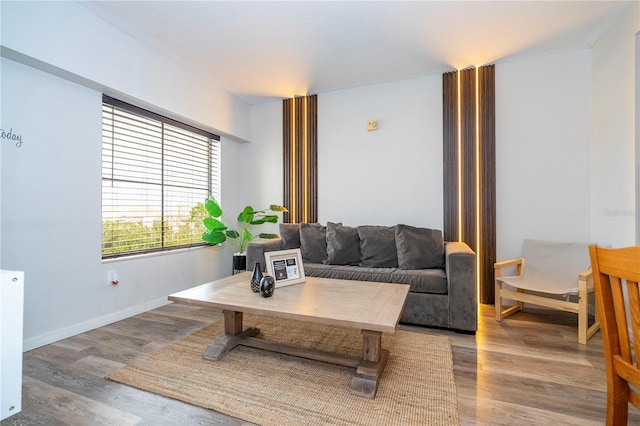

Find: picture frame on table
<box><xmin>264</xmin><ymin>248</ymin><xmax>306</xmax><ymax>288</ymax></box>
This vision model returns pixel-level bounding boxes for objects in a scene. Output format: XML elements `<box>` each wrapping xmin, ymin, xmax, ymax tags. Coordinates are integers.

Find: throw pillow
<box><xmin>358</xmin><ymin>225</ymin><xmax>398</xmax><ymax>268</ymax></box>
<box><xmin>299</xmin><ymin>223</ymin><xmax>327</xmax><ymax>264</ymax></box>
<box><xmin>325</xmin><ymin>222</ymin><xmax>360</xmax><ymax>265</ymax></box>
<box><xmin>279</xmin><ymin>223</ymin><xmax>301</xmax><ymax>249</ymax></box>
<box><xmin>395</xmin><ymin>224</ymin><xmax>445</xmax><ymax>269</ymax></box>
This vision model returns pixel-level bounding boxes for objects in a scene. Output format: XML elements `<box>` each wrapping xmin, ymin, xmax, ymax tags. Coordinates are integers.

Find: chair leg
<box><xmin>578</xmin><ymin>275</ymin><xmax>600</xmax><ymax>345</ymax></box>
<box><xmin>495</xmin><ymin>280</ymin><xmax>522</xmax><ymax>321</ymax></box>
<box><xmin>495</xmin><ymin>280</ymin><xmax>503</xmax><ymax>321</ymax></box>
<box><xmin>516</xmin><ymin>292</ymin><xmax>524</xmax><ymax>312</ymax></box>
<box><xmin>607</xmin><ymin>375</ymin><xmax>630</xmax><ymax>426</ymax></box>
<box><xmin>578</xmin><ymin>290</ymin><xmax>588</xmax><ymax>345</ymax></box>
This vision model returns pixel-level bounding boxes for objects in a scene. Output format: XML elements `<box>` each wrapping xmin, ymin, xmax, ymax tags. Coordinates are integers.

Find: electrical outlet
<box><xmin>106</xmin><ymin>270</ymin><xmax>119</xmax><ymax>286</ymax></box>
<box><xmin>367</xmin><ymin>120</ymin><xmax>378</xmax><ymax>131</ymax></box>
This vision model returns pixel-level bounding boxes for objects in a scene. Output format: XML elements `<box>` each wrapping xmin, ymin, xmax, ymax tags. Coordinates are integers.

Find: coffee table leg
<box><xmin>349</xmin><ymin>329</ymin><xmax>389</xmax><ymax>398</ymax></box>
<box><xmin>203</xmin><ymin>310</ymin><xmax>260</xmax><ymax>361</ymax></box>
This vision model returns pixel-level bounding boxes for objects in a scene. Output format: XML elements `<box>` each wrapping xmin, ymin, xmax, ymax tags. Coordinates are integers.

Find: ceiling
<box><xmin>79</xmin><ymin>1</ymin><xmax>631</xmax><ymax>105</ymax></box>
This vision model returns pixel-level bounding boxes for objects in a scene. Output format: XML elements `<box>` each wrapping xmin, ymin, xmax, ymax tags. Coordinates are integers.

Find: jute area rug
<box><xmin>106</xmin><ymin>314</ymin><xmax>459</xmax><ymax>426</ymax></box>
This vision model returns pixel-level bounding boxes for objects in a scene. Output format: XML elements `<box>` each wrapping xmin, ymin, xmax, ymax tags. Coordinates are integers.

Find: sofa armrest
<box><xmin>445</xmin><ymin>241</ymin><xmax>477</xmax><ymax>331</ymax></box>
<box><xmin>246</xmin><ymin>239</ymin><xmax>283</xmax><ymax>272</ymax></box>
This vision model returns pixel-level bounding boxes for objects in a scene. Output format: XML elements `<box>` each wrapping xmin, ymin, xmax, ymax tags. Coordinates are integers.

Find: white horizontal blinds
<box><xmin>102</xmin><ymin>104</ymin><xmax>163</xmax><ymax>255</ymax></box>
<box><xmin>163</xmin><ymin>123</ymin><xmax>211</xmax><ymax>247</ymax></box>
<box><xmin>101</xmin><ymin>96</ymin><xmax>220</xmax><ymax>258</ymax></box>
<box><xmin>210</xmin><ymin>135</ymin><xmax>221</xmax><ymax>203</ymax></box>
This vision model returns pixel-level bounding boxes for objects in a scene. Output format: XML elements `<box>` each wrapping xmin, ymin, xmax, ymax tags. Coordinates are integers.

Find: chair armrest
<box><xmin>445</xmin><ymin>241</ymin><xmax>477</xmax><ymax>331</ymax></box>
<box><xmin>578</xmin><ymin>268</ymin><xmax>592</xmax><ymax>281</ymax></box>
<box><xmin>578</xmin><ymin>268</ymin><xmax>593</xmax><ymax>291</ymax></box>
<box><xmin>495</xmin><ymin>258</ymin><xmax>523</xmax><ymax>269</ymax></box>
<box><xmin>246</xmin><ymin>239</ymin><xmax>283</xmax><ymax>272</ymax></box>
<box><xmin>495</xmin><ymin>258</ymin><xmax>524</xmax><ymax>277</ymax></box>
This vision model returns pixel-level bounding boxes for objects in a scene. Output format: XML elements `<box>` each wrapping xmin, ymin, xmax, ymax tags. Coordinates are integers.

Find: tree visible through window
<box><xmin>101</xmin><ymin>95</ymin><xmax>220</xmax><ymax>258</ymax></box>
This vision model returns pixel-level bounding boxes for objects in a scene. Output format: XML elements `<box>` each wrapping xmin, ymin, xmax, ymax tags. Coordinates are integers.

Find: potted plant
<box><xmin>201</xmin><ymin>196</ymin><xmax>288</xmax><ymax>271</ymax></box>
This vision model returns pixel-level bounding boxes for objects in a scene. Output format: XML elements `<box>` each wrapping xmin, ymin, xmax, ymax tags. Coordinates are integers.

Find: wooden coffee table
<box><xmin>168</xmin><ymin>272</ymin><xmax>409</xmax><ymax>398</ymax></box>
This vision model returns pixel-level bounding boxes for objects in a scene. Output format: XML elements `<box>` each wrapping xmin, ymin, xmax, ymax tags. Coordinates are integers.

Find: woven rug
<box><xmin>106</xmin><ymin>314</ymin><xmax>459</xmax><ymax>425</ymax></box>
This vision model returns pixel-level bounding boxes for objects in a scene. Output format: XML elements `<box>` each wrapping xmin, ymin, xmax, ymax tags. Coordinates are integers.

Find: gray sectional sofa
<box><xmin>246</xmin><ymin>222</ymin><xmax>477</xmax><ymax>332</ymax></box>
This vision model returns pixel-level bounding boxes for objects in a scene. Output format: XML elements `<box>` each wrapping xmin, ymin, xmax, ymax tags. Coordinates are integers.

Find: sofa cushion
<box><xmin>279</xmin><ymin>223</ymin><xmax>300</xmax><ymax>249</ymax></box>
<box><xmin>304</xmin><ymin>263</ymin><xmax>395</xmax><ymax>283</ymax></box>
<box><xmin>391</xmin><ymin>269</ymin><xmax>448</xmax><ymax>294</ymax></box>
<box><xmin>325</xmin><ymin>222</ymin><xmax>361</xmax><ymax>266</ymax></box>
<box><xmin>358</xmin><ymin>225</ymin><xmax>398</xmax><ymax>268</ymax></box>
<box><xmin>303</xmin><ymin>263</ymin><xmax>448</xmax><ymax>294</ymax></box>
<box><xmin>395</xmin><ymin>224</ymin><xmax>445</xmax><ymax>269</ymax></box>
<box><xmin>299</xmin><ymin>223</ymin><xmax>327</xmax><ymax>264</ymax></box>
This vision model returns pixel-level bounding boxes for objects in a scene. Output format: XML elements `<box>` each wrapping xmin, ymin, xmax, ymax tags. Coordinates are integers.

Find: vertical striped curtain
<box><xmin>282</xmin><ymin>95</ymin><xmax>318</xmax><ymax>223</ymax></box>
<box><xmin>443</xmin><ymin>65</ymin><xmax>496</xmax><ymax>304</ymax></box>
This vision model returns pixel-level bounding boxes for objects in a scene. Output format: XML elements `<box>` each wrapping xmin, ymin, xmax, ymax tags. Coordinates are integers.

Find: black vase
<box><xmin>250</xmin><ymin>262</ymin><xmax>262</xmax><ymax>293</ymax></box>
<box><xmin>260</xmin><ymin>275</ymin><xmax>275</xmax><ymax>298</ymax></box>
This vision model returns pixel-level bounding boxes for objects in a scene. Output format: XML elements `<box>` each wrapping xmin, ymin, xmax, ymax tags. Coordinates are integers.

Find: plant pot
<box><xmin>233</xmin><ymin>253</ymin><xmax>247</xmax><ymax>273</ymax></box>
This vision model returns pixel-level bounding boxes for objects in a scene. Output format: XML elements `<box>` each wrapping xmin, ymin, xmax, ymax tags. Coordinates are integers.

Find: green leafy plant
<box><xmin>201</xmin><ymin>196</ymin><xmax>288</xmax><ymax>254</ymax></box>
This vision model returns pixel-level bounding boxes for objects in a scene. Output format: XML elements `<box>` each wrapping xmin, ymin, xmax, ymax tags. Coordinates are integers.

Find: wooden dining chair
<box><xmin>589</xmin><ymin>244</ymin><xmax>640</xmax><ymax>425</ymax></box>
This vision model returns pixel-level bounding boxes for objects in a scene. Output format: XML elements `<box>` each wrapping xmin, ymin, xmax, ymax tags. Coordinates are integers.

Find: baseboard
<box><xmin>22</xmin><ymin>297</ymin><xmax>171</xmax><ymax>352</ymax></box>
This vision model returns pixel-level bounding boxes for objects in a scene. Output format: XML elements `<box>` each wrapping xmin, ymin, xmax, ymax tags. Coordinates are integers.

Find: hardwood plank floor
<box><xmin>2</xmin><ymin>303</ymin><xmax>639</xmax><ymax>425</ymax></box>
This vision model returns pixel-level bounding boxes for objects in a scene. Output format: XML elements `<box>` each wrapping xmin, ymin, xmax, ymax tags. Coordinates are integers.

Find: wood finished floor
<box><xmin>2</xmin><ymin>303</ymin><xmax>639</xmax><ymax>426</ymax></box>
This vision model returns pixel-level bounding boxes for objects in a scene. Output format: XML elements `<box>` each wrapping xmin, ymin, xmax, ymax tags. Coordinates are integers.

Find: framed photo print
<box><xmin>264</xmin><ymin>248</ymin><xmax>306</xmax><ymax>288</ymax></box>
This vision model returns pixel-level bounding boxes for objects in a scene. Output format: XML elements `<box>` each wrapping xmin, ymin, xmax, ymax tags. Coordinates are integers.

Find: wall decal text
<box><xmin>1</xmin><ymin>128</ymin><xmax>23</xmax><ymax>147</ymax></box>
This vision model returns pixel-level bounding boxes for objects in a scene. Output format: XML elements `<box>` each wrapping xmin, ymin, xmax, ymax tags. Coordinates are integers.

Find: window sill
<box><xmin>102</xmin><ymin>245</ymin><xmax>219</xmax><ymax>264</ymax></box>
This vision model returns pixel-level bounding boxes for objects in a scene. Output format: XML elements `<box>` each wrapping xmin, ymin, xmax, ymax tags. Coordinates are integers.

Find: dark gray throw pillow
<box><xmin>358</xmin><ymin>225</ymin><xmax>398</xmax><ymax>268</ymax></box>
<box><xmin>279</xmin><ymin>223</ymin><xmax>301</xmax><ymax>249</ymax></box>
<box><xmin>299</xmin><ymin>223</ymin><xmax>327</xmax><ymax>264</ymax></box>
<box><xmin>395</xmin><ymin>224</ymin><xmax>445</xmax><ymax>269</ymax></box>
<box><xmin>325</xmin><ymin>222</ymin><xmax>360</xmax><ymax>265</ymax></box>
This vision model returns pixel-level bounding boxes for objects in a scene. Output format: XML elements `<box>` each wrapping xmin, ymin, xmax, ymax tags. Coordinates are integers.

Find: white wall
<box><xmin>590</xmin><ymin>2</ymin><xmax>639</xmax><ymax>248</ymax></box>
<box><xmin>319</xmin><ymin>77</ymin><xmax>444</xmax><ymax>227</ymax></box>
<box><xmin>2</xmin><ymin>1</ymin><xmax>636</xmax><ymax>350</ymax></box>
<box><xmin>0</xmin><ymin>1</ymin><xmax>250</xmax><ymax>349</ymax></box>
<box><xmin>0</xmin><ymin>58</ymin><xmax>243</xmax><ymax>350</ymax></box>
<box><xmin>248</xmin><ymin>54</ymin><xmax>595</xmax><ymax>264</ymax></box>
<box><xmin>495</xmin><ymin>51</ymin><xmax>592</xmax><ymax>261</ymax></box>
<box><xmin>1</xmin><ymin>1</ymin><xmax>250</xmax><ymax>142</ymax></box>
<box><xmin>637</xmin><ymin>31</ymin><xmax>640</xmax><ymax>245</ymax></box>
<box><xmin>246</xmin><ymin>75</ymin><xmax>444</xmax><ymax>230</ymax></box>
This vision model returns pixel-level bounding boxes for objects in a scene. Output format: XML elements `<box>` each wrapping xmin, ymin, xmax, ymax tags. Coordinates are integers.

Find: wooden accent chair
<box><xmin>589</xmin><ymin>245</ymin><xmax>640</xmax><ymax>425</ymax></box>
<box><xmin>495</xmin><ymin>239</ymin><xmax>599</xmax><ymax>345</ymax></box>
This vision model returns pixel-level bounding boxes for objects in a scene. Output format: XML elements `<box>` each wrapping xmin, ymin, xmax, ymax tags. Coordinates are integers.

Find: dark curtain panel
<box><xmin>442</xmin><ymin>65</ymin><xmax>496</xmax><ymax>304</ymax></box>
<box><xmin>282</xmin><ymin>95</ymin><xmax>318</xmax><ymax>224</ymax></box>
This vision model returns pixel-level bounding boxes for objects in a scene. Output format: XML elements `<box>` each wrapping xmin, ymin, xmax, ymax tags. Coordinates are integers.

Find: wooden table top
<box><xmin>168</xmin><ymin>272</ymin><xmax>410</xmax><ymax>333</ymax></box>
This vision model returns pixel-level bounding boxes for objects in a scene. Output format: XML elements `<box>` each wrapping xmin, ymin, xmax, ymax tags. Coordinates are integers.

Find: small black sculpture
<box><xmin>250</xmin><ymin>262</ymin><xmax>262</xmax><ymax>293</ymax></box>
<box><xmin>260</xmin><ymin>275</ymin><xmax>275</xmax><ymax>298</ymax></box>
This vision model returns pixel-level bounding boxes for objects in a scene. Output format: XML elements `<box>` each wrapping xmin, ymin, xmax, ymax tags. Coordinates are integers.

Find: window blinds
<box><xmin>101</xmin><ymin>96</ymin><xmax>220</xmax><ymax>258</ymax></box>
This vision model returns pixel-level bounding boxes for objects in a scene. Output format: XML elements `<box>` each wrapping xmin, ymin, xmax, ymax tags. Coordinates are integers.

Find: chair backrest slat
<box><xmin>628</xmin><ymin>281</ymin><xmax>640</xmax><ymax>366</ymax></box>
<box><xmin>610</xmin><ymin>275</ymin><xmax>631</xmax><ymax>362</ymax></box>
<box><xmin>589</xmin><ymin>244</ymin><xmax>640</xmax><ymax>424</ymax></box>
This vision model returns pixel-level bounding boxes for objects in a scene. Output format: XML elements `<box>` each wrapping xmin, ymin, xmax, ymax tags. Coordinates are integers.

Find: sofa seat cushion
<box><xmin>304</xmin><ymin>263</ymin><xmax>395</xmax><ymax>284</ymax></box>
<box><xmin>391</xmin><ymin>269</ymin><xmax>448</xmax><ymax>294</ymax></box>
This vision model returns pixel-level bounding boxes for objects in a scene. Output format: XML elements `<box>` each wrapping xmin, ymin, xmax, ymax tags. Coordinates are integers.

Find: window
<box><xmin>101</xmin><ymin>95</ymin><xmax>220</xmax><ymax>258</ymax></box>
